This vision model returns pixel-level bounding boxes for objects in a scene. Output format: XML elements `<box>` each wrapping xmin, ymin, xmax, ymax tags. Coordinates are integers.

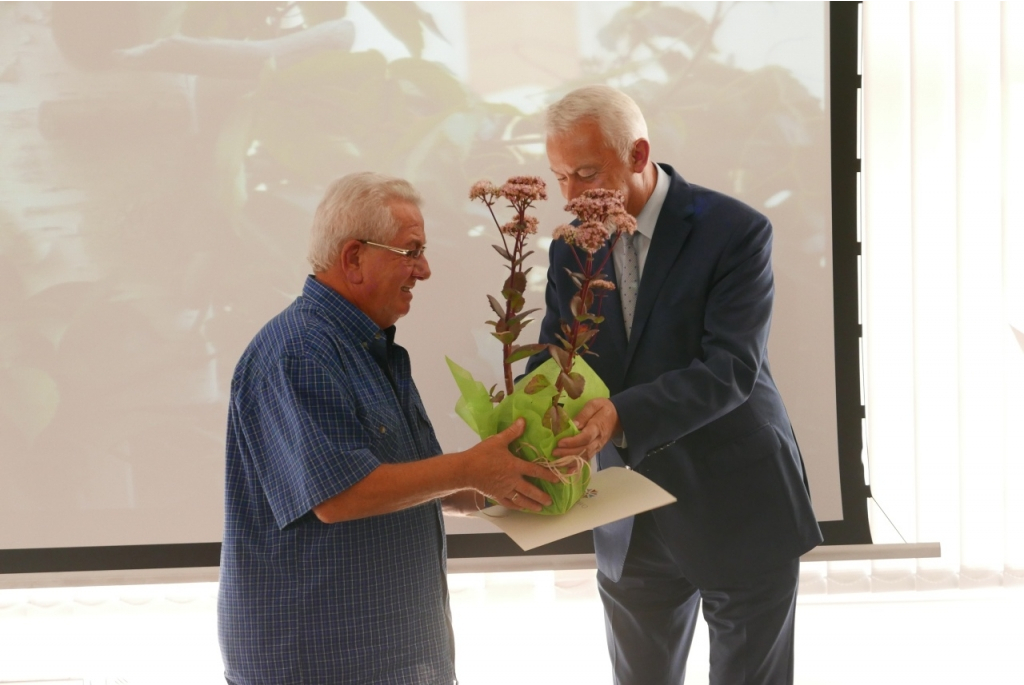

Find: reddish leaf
<box><xmin>575</xmin><ymin>328</ymin><xmax>596</xmax><ymax>349</ymax></box>
<box><xmin>548</xmin><ymin>343</ymin><xmax>570</xmax><ymax>370</ymax></box>
<box><xmin>491</xmin><ymin>330</ymin><xmax>516</xmax><ymax>345</ymax></box>
<box><xmin>487</xmin><ymin>294</ymin><xmax>506</xmax><ymax>320</ymax></box>
<box><xmin>502</xmin><ymin>288</ymin><xmax>525</xmax><ymax>313</ymax></box>
<box><xmin>524</xmin><ymin>374</ymin><xmax>551</xmax><ymax>395</ymax></box>
<box><xmin>543</xmin><ymin>404</ymin><xmax>568</xmax><ymax>434</ymax></box>
<box><xmin>559</xmin><ymin>371</ymin><xmax>585</xmax><ymax>400</ymax></box>
<box><xmin>509</xmin><ymin>308</ymin><xmax>540</xmax><ymax>326</ymax></box>
<box><xmin>507</xmin><ymin>343</ymin><xmax>547</xmax><ymax>364</ymax></box>
<box><xmin>570</xmin><ymin>294</ymin><xmax>583</xmax><ymax>317</ymax></box>
<box><xmin>563</xmin><ymin>267</ymin><xmax>584</xmax><ymax>281</ymax></box>
<box><xmin>505</xmin><ymin>272</ymin><xmax>527</xmax><ymax>293</ymax></box>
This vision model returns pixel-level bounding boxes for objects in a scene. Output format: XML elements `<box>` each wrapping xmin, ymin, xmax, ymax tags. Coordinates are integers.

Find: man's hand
<box><xmin>313</xmin><ymin>419</ymin><xmax>559</xmax><ymax>524</ymax></box>
<box><xmin>462</xmin><ymin>419</ymin><xmax>560</xmax><ymax>512</ymax></box>
<box><xmin>553</xmin><ymin>398</ymin><xmax>621</xmax><ymax>460</ymax></box>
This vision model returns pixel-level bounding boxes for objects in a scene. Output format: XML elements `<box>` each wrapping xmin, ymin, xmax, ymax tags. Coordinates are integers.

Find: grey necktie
<box><xmin>619</xmin><ymin>232</ymin><xmax>640</xmax><ymax>340</ymax></box>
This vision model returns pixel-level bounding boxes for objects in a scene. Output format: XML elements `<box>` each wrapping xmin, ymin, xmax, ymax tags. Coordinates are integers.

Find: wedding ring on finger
<box><xmin>510</xmin><ymin>492</ymin><xmax>520</xmax><ymax>503</ymax></box>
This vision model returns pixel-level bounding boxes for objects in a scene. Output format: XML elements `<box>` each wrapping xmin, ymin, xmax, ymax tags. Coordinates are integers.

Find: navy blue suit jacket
<box><xmin>529</xmin><ymin>165</ymin><xmax>822</xmax><ymax>586</ymax></box>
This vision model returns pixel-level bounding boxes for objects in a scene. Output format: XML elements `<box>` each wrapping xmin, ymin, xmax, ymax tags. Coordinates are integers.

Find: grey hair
<box><xmin>308</xmin><ymin>172</ymin><xmax>422</xmax><ymax>273</ymax></box>
<box><xmin>545</xmin><ymin>85</ymin><xmax>649</xmax><ymax>164</ymax></box>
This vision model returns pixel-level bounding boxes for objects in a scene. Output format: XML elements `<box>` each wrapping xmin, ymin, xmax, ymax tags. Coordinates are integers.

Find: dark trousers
<box><xmin>597</xmin><ymin>512</ymin><xmax>800</xmax><ymax>685</ymax></box>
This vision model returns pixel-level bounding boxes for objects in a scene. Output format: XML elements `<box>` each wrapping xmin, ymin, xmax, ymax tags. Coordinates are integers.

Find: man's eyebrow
<box><xmin>551</xmin><ymin>165</ymin><xmax>598</xmax><ymax>175</ymax></box>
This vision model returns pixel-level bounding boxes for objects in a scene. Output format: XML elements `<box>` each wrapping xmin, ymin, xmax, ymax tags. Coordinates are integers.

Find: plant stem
<box><xmin>500</xmin><ymin>213</ymin><xmax>527</xmax><ymax>397</ymax></box>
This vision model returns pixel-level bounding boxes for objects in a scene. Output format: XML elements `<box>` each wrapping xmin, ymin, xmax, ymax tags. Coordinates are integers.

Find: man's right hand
<box><xmin>461</xmin><ymin>419</ymin><xmax>558</xmax><ymax>512</ymax></box>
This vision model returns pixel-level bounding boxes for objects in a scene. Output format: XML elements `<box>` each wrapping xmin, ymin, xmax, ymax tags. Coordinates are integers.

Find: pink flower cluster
<box><xmin>500</xmin><ymin>176</ymin><xmax>547</xmax><ymax>204</ymax></box>
<box><xmin>565</xmin><ymin>189</ymin><xmax>631</xmax><ymax>227</ymax></box>
<box><xmin>501</xmin><ymin>215</ymin><xmax>539</xmax><ymax>235</ymax></box>
<box><xmin>553</xmin><ymin>189</ymin><xmax>637</xmax><ymax>254</ymax></box>
<box><xmin>469</xmin><ymin>180</ymin><xmax>501</xmax><ymax>202</ymax></box>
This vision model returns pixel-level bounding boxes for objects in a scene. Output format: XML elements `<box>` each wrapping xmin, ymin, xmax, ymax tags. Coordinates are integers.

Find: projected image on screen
<box><xmin>0</xmin><ymin>2</ymin><xmax>839</xmax><ymax>550</ymax></box>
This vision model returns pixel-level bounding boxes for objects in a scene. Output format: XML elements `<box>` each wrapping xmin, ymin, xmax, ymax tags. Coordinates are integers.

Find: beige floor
<box><xmin>1</xmin><ymin>571</ymin><xmax>1022</xmax><ymax>684</ymax></box>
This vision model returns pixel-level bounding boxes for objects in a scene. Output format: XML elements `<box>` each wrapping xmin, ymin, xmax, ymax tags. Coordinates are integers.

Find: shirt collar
<box><xmin>301</xmin><ymin>275</ymin><xmax>395</xmax><ymax>347</ymax></box>
<box><xmin>633</xmin><ymin>163</ymin><xmax>671</xmax><ymax>241</ymax></box>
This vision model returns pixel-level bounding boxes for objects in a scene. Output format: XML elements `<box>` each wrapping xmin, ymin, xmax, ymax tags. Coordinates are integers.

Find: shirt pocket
<box><xmin>361</xmin><ymin>403</ymin><xmax>405</xmax><ymax>463</ymax></box>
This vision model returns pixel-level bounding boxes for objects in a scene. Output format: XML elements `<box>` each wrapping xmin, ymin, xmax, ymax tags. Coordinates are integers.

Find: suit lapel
<box><xmin>624</xmin><ymin>167</ymin><xmax>695</xmax><ymax>369</ymax></box>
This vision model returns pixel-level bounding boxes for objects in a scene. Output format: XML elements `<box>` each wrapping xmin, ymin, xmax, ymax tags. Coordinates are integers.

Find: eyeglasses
<box><xmin>359</xmin><ymin>240</ymin><xmax>427</xmax><ymax>260</ymax></box>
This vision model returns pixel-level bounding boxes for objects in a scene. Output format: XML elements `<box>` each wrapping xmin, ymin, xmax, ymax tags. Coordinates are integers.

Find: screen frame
<box><xmin>0</xmin><ymin>1</ymin><xmax>870</xmax><ymax>577</ymax></box>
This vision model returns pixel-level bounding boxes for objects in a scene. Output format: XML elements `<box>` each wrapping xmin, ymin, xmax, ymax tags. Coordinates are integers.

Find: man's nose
<box><xmin>564</xmin><ymin>178</ymin><xmax>583</xmax><ymax>201</ymax></box>
<box><xmin>414</xmin><ymin>255</ymin><xmax>431</xmax><ymax>280</ymax></box>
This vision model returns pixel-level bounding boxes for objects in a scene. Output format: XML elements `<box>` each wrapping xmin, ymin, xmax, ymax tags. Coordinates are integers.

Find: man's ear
<box><xmin>631</xmin><ymin>138</ymin><xmax>651</xmax><ymax>174</ymax></box>
<box><xmin>336</xmin><ymin>239</ymin><xmax>365</xmax><ymax>284</ymax></box>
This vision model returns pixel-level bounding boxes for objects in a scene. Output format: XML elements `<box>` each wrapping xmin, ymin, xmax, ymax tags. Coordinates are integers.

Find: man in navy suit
<box><xmin>529</xmin><ymin>86</ymin><xmax>823</xmax><ymax>684</ymax></box>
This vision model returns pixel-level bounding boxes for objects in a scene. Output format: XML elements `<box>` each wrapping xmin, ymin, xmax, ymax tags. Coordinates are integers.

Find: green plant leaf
<box><xmin>505</xmin><ymin>343</ymin><xmax>547</xmax><ymax>365</ymax></box>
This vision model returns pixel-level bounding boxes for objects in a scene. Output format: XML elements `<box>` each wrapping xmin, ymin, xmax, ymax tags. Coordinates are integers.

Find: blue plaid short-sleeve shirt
<box><xmin>218</xmin><ymin>276</ymin><xmax>455</xmax><ymax>685</ymax></box>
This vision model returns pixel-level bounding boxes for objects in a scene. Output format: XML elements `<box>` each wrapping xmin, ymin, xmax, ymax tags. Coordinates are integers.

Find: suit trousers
<box><xmin>597</xmin><ymin>511</ymin><xmax>800</xmax><ymax>685</ymax></box>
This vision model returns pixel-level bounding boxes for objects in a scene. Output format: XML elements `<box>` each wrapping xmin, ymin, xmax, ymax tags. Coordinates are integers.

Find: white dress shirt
<box><xmin>612</xmin><ymin>162</ymin><xmax>671</xmax><ymax>286</ymax></box>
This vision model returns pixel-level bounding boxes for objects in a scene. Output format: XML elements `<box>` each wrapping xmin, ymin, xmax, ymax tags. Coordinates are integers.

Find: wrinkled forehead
<box><xmin>388</xmin><ymin>200</ymin><xmax>426</xmax><ymax>243</ymax></box>
<box><xmin>546</xmin><ymin>124</ymin><xmax>616</xmax><ymax>169</ymax></box>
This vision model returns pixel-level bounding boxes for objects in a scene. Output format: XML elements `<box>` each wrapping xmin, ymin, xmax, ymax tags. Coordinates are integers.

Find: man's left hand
<box><xmin>552</xmin><ymin>398</ymin><xmax>621</xmax><ymax>460</ymax></box>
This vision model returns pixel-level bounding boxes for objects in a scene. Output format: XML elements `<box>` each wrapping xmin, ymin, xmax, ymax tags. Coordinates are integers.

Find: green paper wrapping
<box><xmin>445</xmin><ymin>355</ymin><xmax>609</xmax><ymax>515</ymax></box>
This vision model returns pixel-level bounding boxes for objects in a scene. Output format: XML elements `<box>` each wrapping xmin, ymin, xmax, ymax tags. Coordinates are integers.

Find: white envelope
<box><xmin>471</xmin><ymin>466</ymin><xmax>677</xmax><ymax>551</ymax></box>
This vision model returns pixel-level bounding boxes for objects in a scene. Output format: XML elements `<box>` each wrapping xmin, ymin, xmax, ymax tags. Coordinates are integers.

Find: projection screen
<box><xmin>0</xmin><ymin>1</ymin><xmax>861</xmax><ymax>574</ymax></box>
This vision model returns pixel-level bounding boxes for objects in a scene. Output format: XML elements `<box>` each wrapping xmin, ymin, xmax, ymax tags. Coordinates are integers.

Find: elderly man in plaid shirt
<box><xmin>217</xmin><ymin>172</ymin><xmax>558</xmax><ymax>685</ymax></box>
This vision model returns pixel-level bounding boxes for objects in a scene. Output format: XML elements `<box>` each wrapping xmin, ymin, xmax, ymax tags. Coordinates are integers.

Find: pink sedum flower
<box><xmin>470</xmin><ymin>180</ymin><xmax>501</xmax><ymax>202</ymax></box>
<box><xmin>552</xmin><ymin>224</ymin><xmax>574</xmax><ymax>242</ymax></box>
<box><xmin>608</xmin><ymin>209</ymin><xmax>637</xmax><ymax>236</ymax></box>
<box><xmin>574</xmin><ymin>220</ymin><xmax>610</xmax><ymax>253</ymax></box>
<box><xmin>501</xmin><ymin>215</ymin><xmax>539</xmax><ymax>235</ymax></box>
<box><xmin>500</xmin><ymin>176</ymin><xmax>547</xmax><ymax>204</ymax></box>
<box><xmin>554</xmin><ymin>189</ymin><xmax>633</xmax><ymax>253</ymax></box>
<box><xmin>565</xmin><ymin>189</ymin><xmax>626</xmax><ymax>224</ymax></box>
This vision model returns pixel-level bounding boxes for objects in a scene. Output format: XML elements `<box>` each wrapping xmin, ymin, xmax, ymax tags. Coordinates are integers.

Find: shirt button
<box><xmin>379</xmin><ymin>425</ymin><xmax>387</xmax><ymax>434</ymax></box>
<box><xmin>625</xmin><ymin>465</ymin><xmax>632</xmax><ymax>470</ymax></box>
